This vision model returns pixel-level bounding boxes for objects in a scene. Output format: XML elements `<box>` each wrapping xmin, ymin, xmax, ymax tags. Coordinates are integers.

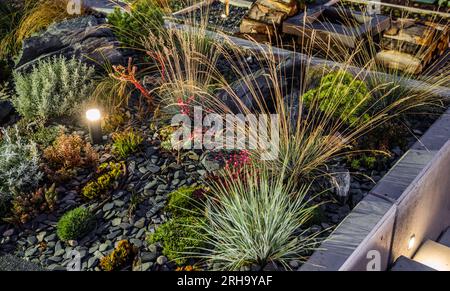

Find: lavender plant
<box><xmin>12</xmin><ymin>56</ymin><xmax>96</xmax><ymax>121</ymax></box>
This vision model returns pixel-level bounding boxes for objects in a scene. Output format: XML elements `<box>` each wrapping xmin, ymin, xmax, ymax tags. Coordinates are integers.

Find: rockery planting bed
<box><xmin>0</xmin><ymin>0</ymin><xmax>449</xmax><ymax>272</ymax></box>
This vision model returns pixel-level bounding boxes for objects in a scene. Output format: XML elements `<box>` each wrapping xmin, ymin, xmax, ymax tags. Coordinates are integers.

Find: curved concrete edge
<box><xmin>299</xmin><ymin>83</ymin><xmax>450</xmax><ymax>271</ymax></box>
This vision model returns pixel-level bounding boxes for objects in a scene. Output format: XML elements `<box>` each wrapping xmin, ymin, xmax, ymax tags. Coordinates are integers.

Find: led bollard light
<box><xmin>86</xmin><ymin>108</ymin><xmax>102</xmax><ymax>144</ymax></box>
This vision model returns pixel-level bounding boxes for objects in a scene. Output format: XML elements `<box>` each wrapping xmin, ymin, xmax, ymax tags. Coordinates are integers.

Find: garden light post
<box><xmin>225</xmin><ymin>0</ymin><xmax>230</xmax><ymax>17</ymax></box>
<box><xmin>86</xmin><ymin>108</ymin><xmax>102</xmax><ymax>144</ymax></box>
<box><xmin>221</xmin><ymin>0</ymin><xmax>230</xmax><ymax>18</ymax></box>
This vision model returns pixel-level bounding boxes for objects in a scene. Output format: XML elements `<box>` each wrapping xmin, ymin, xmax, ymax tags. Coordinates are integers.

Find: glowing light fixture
<box><xmin>408</xmin><ymin>234</ymin><xmax>416</xmax><ymax>250</ymax></box>
<box><xmin>222</xmin><ymin>0</ymin><xmax>230</xmax><ymax>18</ymax></box>
<box><xmin>86</xmin><ymin>108</ymin><xmax>102</xmax><ymax>144</ymax></box>
<box><xmin>86</xmin><ymin>108</ymin><xmax>101</xmax><ymax>121</ymax></box>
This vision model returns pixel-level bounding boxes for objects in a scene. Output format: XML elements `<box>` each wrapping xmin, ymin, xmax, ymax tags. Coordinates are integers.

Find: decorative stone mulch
<box><xmin>0</xmin><ymin>117</ymin><xmax>221</xmax><ymax>271</ymax></box>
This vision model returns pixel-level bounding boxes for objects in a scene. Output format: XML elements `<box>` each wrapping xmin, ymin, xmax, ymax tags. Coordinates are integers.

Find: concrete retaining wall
<box><xmin>300</xmin><ymin>140</ymin><xmax>450</xmax><ymax>271</ymax></box>
<box><xmin>390</xmin><ymin>143</ymin><xmax>450</xmax><ymax>261</ymax></box>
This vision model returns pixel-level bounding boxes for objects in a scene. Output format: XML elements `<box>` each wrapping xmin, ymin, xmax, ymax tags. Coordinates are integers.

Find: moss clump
<box><xmin>166</xmin><ymin>185</ymin><xmax>205</xmax><ymax>217</ymax></box>
<box><xmin>147</xmin><ymin>216</ymin><xmax>205</xmax><ymax>265</ymax></box>
<box><xmin>349</xmin><ymin>154</ymin><xmax>378</xmax><ymax>170</ymax></box>
<box><xmin>56</xmin><ymin>207</ymin><xmax>93</xmax><ymax>241</ymax></box>
<box><xmin>112</xmin><ymin>129</ymin><xmax>143</xmax><ymax>158</ymax></box>
<box><xmin>100</xmin><ymin>240</ymin><xmax>137</xmax><ymax>271</ymax></box>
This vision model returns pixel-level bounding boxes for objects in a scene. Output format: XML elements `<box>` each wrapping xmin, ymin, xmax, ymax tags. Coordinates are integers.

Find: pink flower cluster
<box><xmin>177</xmin><ymin>95</ymin><xmax>195</xmax><ymax>116</ymax></box>
<box><xmin>223</xmin><ymin>150</ymin><xmax>252</xmax><ymax>180</ymax></box>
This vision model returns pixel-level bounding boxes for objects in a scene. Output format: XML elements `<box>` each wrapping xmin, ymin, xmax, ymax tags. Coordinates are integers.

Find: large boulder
<box><xmin>15</xmin><ymin>15</ymin><xmax>125</xmax><ymax>72</ymax></box>
<box><xmin>217</xmin><ymin>56</ymin><xmax>304</xmax><ymax>114</ymax></box>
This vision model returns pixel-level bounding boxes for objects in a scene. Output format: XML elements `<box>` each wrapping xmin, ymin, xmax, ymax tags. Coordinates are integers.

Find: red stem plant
<box><xmin>111</xmin><ymin>57</ymin><xmax>153</xmax><ymax>108</ymax></box>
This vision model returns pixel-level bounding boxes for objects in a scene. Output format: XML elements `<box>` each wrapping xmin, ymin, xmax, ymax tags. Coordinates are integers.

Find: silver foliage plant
<box><xmin>0</xmin><ymin>126</ymin><xmax>43</xmax><ymax>198</ymax></box>
<box><xmin>195</xmin><ymin>164</ymin><xmax>323</xmax><ymax>270</ymax></box>
<box><xmin>12</xmin><ymin>56</ymin><xmax>96</xmax><ymax>121</ymax></box>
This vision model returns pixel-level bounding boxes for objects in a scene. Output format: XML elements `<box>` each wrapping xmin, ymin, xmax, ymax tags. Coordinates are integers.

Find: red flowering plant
<box><xmin>176</xmin><ymin>95</ymin><xmax>196</xmax><ymax>117</ymax></box>
<box><xmin>111</xmin><ymin>54</ymin><xmax>166</xmax><ymax>111</ymax></box>
<box><xmin>207</xmin><ymin>150</ymin><xmax>254</xmax><ymax>190</ymax></box>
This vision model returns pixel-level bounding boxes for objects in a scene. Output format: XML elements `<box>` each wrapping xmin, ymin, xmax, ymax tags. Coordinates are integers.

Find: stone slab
<box><xmin>413</xmin><ymin>240</ymin><xmax>450</xmax><ymax>271</ymax></box>
<box><xmin>411</xmin><ymin>107</ymin><xmax>450</xmax><ymax>151</ymax></box>
<box><xmin>390</xmin><ymin>255</ymin><xmax>436</xmax><ymax>271</ymax></box>
<box><xmin>83</xmin><ymin>0</ymin><xmax>128</xmax><ymax>14</ymax></box>
<box><xmin>370</xmin><ymin>150</ymin><xmax>436</xmax><ymax>202</ymax></box>
<box><xmin>438</xmin><ymin>227</ymin><xmax>450</xmax><ymax>248</ymax></box>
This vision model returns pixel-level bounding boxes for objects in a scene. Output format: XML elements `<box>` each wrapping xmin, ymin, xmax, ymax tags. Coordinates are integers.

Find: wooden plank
<box><xmin>413</xmin><ymin>240</ymin><xmax>450</xmax><ymax>271</ymax></box>
<box><xmin>341</xmin><ymin>0</ymin><xmax>450</xmax><ymax>19</ymax></box>
<box><xmin>257</xmin><ymin>0</ymin><xmax>298</xmax><ymax>16</ymax></box>
<box><xmin>246</xmin><ymin>3</ymin><xmax>287</xmax><ymax>25</ymax></box>
<box><xmin>239</xmin><ymin>18</ymin><xmax>276</xmax><ymax>35</ymax></box>
<box><xmin>375</xmin><ymin>50</ymin><xmax>423</xmax><ymax>74</ymax></box>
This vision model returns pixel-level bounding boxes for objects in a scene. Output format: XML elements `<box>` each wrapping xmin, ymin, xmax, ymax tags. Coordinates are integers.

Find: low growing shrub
<box><xmin>82</xmin><ymin>161</ymin><xmax>126</xmax><ymax>200</ymax></box>
<box><xmin>56</xmin><ymin>206</ymin><xmax>94</xmax><ymax>241</ymax></box>
<box><xmin>166</xmin><ymin>185</ymin><xmax>206</xmax><ymax>217</ymax></box>
<box><xmin>28</xmin><ymin>125</ymin><xmax>62</xmax><ymax>148</ymax></box>
<box><xmin>99</xmin><ymin>240</ymin><xmax>137</xmax><ymax>271</ymax></box>
<box><xmin>43</xmin><ymin>133</ymin><xmax>98</xmax><ymax>181</ymax></box>
<box><xmin>112</xmin><ymin>129</ymin><xmax>143</xmax><ymax>158</ymax></box>
<box><xmin>13</xmin><ymin>56</ymin><xmax>95</xmax><ymax>121</ymax></box>
<box><xmin>102</xmin><ymin>111</ymin><xmax>128</xmax><ymax>134</ymax></box>
<box><xmin>0</xmin><ymin>126</ymin><xmax>43</xmax><ymax>197</ymax></box>
<box><xmin>5</xmin><ymin>184</ymin><xmax>57</xmax><ymax>224</ymax></box>
<box><xmin>107</xmin><ymin>0</ymin><xmax>164</xmax><ymax>48</ymax></box>
<box><xmin>302</xmin><ymin>70</ymin><xmax>370</xmax><ymax>125</ymax></box>
<box><xmin>157</xmin><ymin>125</ymin><xmax>177</xmax><ymax>151</ymax></box>
<box><xmin>349</xmin><ymin>154</ymin><xmax>377</xmax><ymax>170</ymax></box>
<box><xmin>147</xmin><ymin>216</ymin><xmax>205</xmax><ymax>265</ymax></box>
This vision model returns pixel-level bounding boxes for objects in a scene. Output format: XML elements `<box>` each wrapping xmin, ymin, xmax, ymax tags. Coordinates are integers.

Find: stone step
<box><xmin>413</xmin><ymin>240</ymin><xmax>450</xmax><ymax>271</ymax></box>
<box><xmin>438</xmin><ymin>227</ymin><xmax>450</xmax><ymax>248</ymax></box>
<box><xmin>390</xmin><ymin>256</ymin><xmax>436</xmax><ymax>271</ymax></box>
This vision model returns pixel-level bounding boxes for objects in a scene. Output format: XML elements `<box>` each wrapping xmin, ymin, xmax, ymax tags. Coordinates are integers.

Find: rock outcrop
<box><xmin>15</xmin><ymin>15</ymin><xmax>125</xmax><ymax>72</ymax></box>
<box><xmin>217</xmin><ymin>56</ymin><xmax>304</xmax><ymax>113</ymax></box>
